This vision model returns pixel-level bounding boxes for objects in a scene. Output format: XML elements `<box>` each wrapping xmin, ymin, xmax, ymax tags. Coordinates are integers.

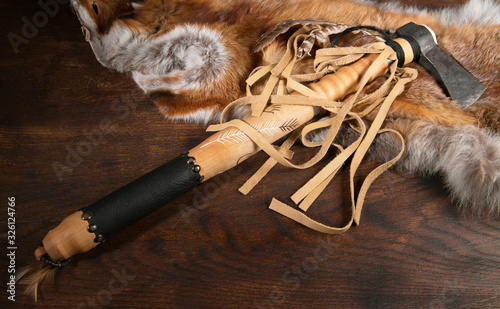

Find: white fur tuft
<box><xmin>401</xmin><ymin>123</ymin><xmax>500</xmax><ymax>215</ymax></box>
<box><xmin>127</xmin><ymin>25</ymin><xmax>229</xmax><ymax>93</ymax></box>
<box><xmin>433</xmin><ymin>0</ymin><xmax>500</xmax><ymax>26</ymax></box>
<box><xmin>360</xmin><ymin>0</ymin><xmax>500</xmax><ymax>26</ymax></box>
<box><xmin>166</xmin><ymin>106</ymin><xmax>220</xmax><ymax>125</ymax></box>
<box><xmin>307</xmin><ymin>120</ymin><xmax>500</xmax><ymax>215</ymax></box>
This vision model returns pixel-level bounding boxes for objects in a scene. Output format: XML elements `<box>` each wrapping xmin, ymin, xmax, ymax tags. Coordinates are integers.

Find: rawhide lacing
<box><xmin>207</xmin><ymin>22</ymin><xmax>417</xmax><ymax>234</ymax></box>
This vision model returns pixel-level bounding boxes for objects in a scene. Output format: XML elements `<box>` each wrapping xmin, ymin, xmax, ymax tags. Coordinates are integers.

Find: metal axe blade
<box><xmin>395</xmin><ymin>22</ymin><xmax>486</xmax><ymax>108</ymax></box>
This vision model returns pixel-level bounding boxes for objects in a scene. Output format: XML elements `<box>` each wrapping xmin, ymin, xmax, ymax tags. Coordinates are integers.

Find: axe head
<box><xmin>395</xmin><ymin>22</ymin><xmax>486</xmax><ymax>108</ymax></box>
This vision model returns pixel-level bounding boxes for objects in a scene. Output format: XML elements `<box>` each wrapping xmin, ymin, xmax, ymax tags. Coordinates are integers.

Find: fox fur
<box><xmin>70</xmin><ymin>0</ymin><xmax>500</xmax><ymax>214</ymax></box>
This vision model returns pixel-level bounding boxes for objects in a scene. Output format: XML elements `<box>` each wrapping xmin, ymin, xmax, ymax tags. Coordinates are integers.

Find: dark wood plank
<box><xmin>2</xmin><ymin>0</ymin><xmax>499</xmax><ymax>308</ymax></box>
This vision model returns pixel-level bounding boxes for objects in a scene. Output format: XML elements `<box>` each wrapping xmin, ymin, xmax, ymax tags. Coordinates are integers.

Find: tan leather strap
<box><xmin>208</xmin><ymin>24</ymin><xmax>417</xmax><ymax>234</ymax></box>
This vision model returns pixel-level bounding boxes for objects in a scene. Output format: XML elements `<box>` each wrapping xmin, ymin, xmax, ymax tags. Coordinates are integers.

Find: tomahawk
<box><xmin>19</xmin><ymin>22</ymin><xmax>485</xmax><ymax>294</ymax></box>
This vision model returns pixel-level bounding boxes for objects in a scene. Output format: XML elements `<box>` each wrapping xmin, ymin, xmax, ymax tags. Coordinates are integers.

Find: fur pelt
<box><xmin>70</xmin><ymin>0</ymin><xmax>500</xmax><ymax>214</ymax></box>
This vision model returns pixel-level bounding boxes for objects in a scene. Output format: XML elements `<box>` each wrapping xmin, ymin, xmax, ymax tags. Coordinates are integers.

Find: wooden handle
<box><xmin>37</xmin><ymin>53</ymin><xmax>388</xmax><ymax>262</ymax></box>
<box><xmin>37</xmin><ymin>211</ymin><xmax>97</xmax><ymax>261</ymax></box>
<box><xmin>191</xmin><ymin>53</ymin><xmax>387</xmax><ymax>181</ymax></box>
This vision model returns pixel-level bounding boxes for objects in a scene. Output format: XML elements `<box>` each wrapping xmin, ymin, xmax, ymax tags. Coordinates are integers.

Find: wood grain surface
<box><xmin>1</xmin><ymin>0</ymin><xmax>499</xmax><ymax>308</ymax></box>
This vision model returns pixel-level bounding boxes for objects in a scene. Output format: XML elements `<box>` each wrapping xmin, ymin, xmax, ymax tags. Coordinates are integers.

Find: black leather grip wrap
<box><xmin>81</xmin><ymin>153</ymin><xmax>201</xmax><ymax>242</ymax></box>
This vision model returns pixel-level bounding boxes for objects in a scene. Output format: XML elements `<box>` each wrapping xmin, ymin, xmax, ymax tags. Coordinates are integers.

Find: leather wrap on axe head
<box><xmin>81</xmin><ymin>153</ymin><xmax>202</xmax><ymax>242</ymax></box>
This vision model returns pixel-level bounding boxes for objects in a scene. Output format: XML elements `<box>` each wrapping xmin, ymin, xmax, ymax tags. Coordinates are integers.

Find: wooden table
<box><xmin>1</xmin><ymin>1</ymin><xmax>499</xmax><ymax>308</ymax></box>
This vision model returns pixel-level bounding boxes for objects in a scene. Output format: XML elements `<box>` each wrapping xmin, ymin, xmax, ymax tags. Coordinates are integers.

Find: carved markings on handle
<box><xmin>200</xmin><ymin>118</ymin><xmax>299</xmax><ymax>149</ymax></box>
<box><xmin>279</xmin><ymin>118</ymin><xmax>299</xmax><ymax>132</ymax></box>
<box><xmin>263</xmin><ymin>105</ymin><xmax>281</xmax><ymax>114</ymax></box>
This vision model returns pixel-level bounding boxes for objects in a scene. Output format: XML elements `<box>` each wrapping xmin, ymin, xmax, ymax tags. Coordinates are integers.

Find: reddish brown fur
<box><xmin>79</xmin><ymin>0</ymin><xmax>135</xmax><ymax>33</ymax></box>
<box><xmin>18</xmin><ymin>2</ymin><xmax>498</xmax><ymax>297</ymax></box>
<box><xmin>78</xmin><ymin>0</ymin><xmax>498</xmax><ymax>131</ymax></box>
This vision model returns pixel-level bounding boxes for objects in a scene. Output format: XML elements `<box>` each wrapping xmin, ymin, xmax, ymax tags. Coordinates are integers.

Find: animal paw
<box><xmin>399</xmin><ymin>121</ymin><xmax>500</xmax><ymax>215</ymax></box>
<box><xmin>444</xmin><ymin>130</ymin><xmax>500</xmax><ymax>215</ymax></box>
